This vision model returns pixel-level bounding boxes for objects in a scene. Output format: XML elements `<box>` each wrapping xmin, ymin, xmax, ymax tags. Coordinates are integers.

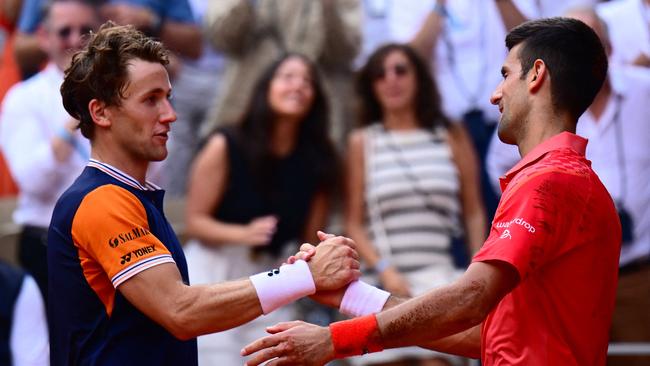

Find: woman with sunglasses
<box><xmin>182</xmin><ymin>53</ymin><xmax>340</xmax><ymax>365</ymax></box>
<box><xmin>346</xmin><ymin>43</ymin><xmax>486</xmax><ymax>366</ymax></box>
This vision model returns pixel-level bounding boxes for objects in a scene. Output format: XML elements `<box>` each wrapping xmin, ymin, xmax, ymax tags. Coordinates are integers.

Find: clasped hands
<box><xmin>241</xmin><ymin>231</ymin><xmax>359</xmax><ymax>366</ymax></box>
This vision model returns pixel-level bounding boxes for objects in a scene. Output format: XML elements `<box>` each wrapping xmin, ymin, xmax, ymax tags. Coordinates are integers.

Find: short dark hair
<box><xmin>356</xmin><ymin>43</ymin><xmax>449</xmax><ymax>129</ymax></box>
<box><xmin>505</xmin><ymin>17</ymin><xmax>608</xmax><ymax>120</ymax></box>
<box><xmin>60</xmin><ymin>21</ymin><xmax>169</xmax><ymax>139</ymax></box>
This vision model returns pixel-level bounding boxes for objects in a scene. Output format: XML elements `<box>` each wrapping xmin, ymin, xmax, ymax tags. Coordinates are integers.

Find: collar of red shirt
<box><xmin>499</xmin><ymin>131</ymin><xmax>588</xmax><ymax>193</ymax></box>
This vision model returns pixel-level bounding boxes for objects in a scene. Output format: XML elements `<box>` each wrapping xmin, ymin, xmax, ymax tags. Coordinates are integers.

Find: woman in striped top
<box><xmin>345</xmin><ymin>43</ymin><xmax>486</xmax><ymax>366</ymax></box>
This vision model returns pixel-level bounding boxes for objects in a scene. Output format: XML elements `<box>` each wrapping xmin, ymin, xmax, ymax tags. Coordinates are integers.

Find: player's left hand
<box><xmin>241</xmin><ymin>320</ymin><xmax>334</xmax><ymax>366</ymax></box>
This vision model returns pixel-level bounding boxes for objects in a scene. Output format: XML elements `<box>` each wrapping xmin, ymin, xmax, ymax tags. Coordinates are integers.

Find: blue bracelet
<box><xmin>374</xmin><ymin>258</ymin><xmax>391</xmax><ymax>274</ymax></box>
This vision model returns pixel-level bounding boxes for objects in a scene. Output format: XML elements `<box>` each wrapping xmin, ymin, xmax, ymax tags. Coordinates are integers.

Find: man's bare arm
<box><xmin>242</xmin><ymin>260</ymin><xmax>518</xmax><ymax>365</ymax></box>
<box><xmin>119</xmin><ymin>237</ymin><xmax>361</xmax><ymax>340</ymax></box>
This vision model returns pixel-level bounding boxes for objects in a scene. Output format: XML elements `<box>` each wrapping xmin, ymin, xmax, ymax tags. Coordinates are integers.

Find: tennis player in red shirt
<box><xmin>241</xmin><ymin>17</ymin><xmax>621</xmax><ymax>366</ymax></box>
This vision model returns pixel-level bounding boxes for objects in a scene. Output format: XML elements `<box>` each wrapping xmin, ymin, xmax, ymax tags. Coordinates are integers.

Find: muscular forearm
<box><xmin>376</xmin><ymin>279</ymin><xmax>488</xmax><ymax>349</ymax></box>
<box><xmin>419</xmin><ymin>324</ymin><xmax>481</xmax><ymax>358</ymax></box>
<box><xmin>169</xmin><ymin>279</ymin><xmax>263</xmax><ymax>338</ymax></box>
<box><xmin>120</xmin><ymin>264</ymin><xmax>265</xmax><ymax>340</ymax></box>
<box><xmin>374</xmin><ymin>286</ymin><xmax>481</xmax><ymax>357</ymax></box>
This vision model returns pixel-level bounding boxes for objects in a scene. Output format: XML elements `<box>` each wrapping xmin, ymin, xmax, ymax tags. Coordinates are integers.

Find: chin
<box><xmin>497</xmin><ymin>124</ymin><xmax>516</xmax><ymax>145</ymax></box>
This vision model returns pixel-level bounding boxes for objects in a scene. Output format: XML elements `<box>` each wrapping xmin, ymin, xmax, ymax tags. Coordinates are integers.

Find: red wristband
<box><xmin>329</xmin><ymin>314</ymin><xmax>384</xmax><ymax>359</ymax></box>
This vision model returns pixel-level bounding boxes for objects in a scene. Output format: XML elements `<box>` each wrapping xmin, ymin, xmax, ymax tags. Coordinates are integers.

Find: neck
<box><xmin>382</xmin><ymin>108</ymin><xmax>419</xmax><ymax>130</ymax></box>
<box><xmin>270</xmin><ymin>117</ymin><xmax>300</xmax><ymax>157</ymax></box>
<box><xmin>91</xmin><ymin>141</ymin><xmax>149</xmax><ymax>185</ymax></box>
<box><xmin>587</xmin><ymin>79</ymin><xmax>612</xmax><ymax>123</ymax></box>
<box><xmin>517</xmin><ymin>111</ymin><xmax>575</xmax><ymax>158</ymax></box>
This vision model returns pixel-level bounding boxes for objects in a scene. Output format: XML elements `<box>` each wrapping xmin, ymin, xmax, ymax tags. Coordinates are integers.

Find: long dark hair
<box><xmin>356</xmin><ymin>43</ymin><xmax>449</xmax><ymax>129</ymax></box>
<box><xmin>226</xmin><ymin>53</ymin><xmax>339</xmax><ymax>193</ymax></box>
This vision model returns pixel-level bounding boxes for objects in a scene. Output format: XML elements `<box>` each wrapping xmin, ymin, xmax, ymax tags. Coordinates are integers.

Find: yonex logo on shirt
<box><xmin>120</xmin><ymin>245</ymin><xmax>158</xmax><ymax>265</ymax></box>
<box><xmin>495</xmin><ymin>217</ymin><xmax>536</xmax><ymax>233</ymax></box>
<box><xmin>109</xmin><ymin>227</ymin><xmax>151</xmax><ymax>248</ymax></box>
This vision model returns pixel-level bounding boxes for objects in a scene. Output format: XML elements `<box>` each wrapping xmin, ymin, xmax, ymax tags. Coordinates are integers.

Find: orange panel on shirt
<box><xmin>71</xmin><ymin>184</ymin><xmax>174</xmax><ymax>316</ymax></box>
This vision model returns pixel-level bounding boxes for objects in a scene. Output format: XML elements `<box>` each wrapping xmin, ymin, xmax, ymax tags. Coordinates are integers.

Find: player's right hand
<box><xmin>307</xmin><ymin>236</ymin><xmax>360</xmax><ymax>291</ymax></box>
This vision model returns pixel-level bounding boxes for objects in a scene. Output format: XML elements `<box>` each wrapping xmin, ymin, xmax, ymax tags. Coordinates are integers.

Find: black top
<box><xmin>213</xmin><ymin>129</ymin><xmax>322</xmax><ymax>257</ymax></box>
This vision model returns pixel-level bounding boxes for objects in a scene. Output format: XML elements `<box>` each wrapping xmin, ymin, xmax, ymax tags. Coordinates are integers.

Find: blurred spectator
<box><xmin>0</xmin><ymin>0</ymin><xmax>98</xmax><ymax>298</ymax></box>
<box><xmin>598</xmin><ymin>0</ymin><xmax>650</xmax><ymax>71</ymax></box>
<box><xmin>345</xmin><ymin>44</ymin><xmax>485</xmax><ymax>366</ymax></box>
<box><xmin>183</xmin><ymin>54</ymin><xmax>340</xmax><ymax>365</ymax></box>
<box><xmin>203</xmin><ymin>0</ymin><xmax>361</xmax><ymax>146</ymax></box>
<box><xmin>13</xmin><ymin>0</ymin><xmax>48</xmax><ymax>80</ymax></box>
<box><xmin>99</xmin><ymin>0</ymin><xmax>202</xmax><ymax>60</ymax></box>
<box><xmin>403</xmin><ymin>0</ymin><xmax>599</xmax><ymax>224</ymax></box>
<box><xmin>0</xmin><ymin>259</ymin><xmax>48</xmax><ymax>366</ymax></box>
<box><xmin>486</xmin><ymin>9</ymin><xmax>650</xmax><ymax>365</ymax></box>
<box><xmin>13</xmin><ymin>0</ymin><xmax>202</xmax><ymax>78</ymax></box>
<box><xmin>161</xmin><ymin>0</ymin><xmax>225</xmax><ymax>197</ymax></box>
<box><xmin>0</xmin><ymin>0</ymin><xmax>22</xmax><ymax>196</ymax></box>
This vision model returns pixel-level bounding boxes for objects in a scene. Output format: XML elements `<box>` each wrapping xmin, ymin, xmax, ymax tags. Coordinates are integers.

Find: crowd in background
<box><xmin>0</xmin><ymin>0</ymin><xmax>648</xmax><ymax>365</ymax></box>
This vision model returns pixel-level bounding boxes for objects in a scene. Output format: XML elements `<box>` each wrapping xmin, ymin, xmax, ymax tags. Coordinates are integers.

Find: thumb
<box><xmin>317</xmin><ymin>230</ymin><xmax>335</xmax><ymax>241</ymax></box>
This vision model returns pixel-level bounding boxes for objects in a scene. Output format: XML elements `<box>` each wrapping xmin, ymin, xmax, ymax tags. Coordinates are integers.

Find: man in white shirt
<box><xmin>0</xmin><ymin>0</ymin><xmax>98</xmax><ymax>298</ymax></box>
<box><xmin>486</xmin><ymin>9</ymin><xmax>650</xmax><ymax>365</ymax></box>
<box><xmin>597</xmin><ymin>0</ymin><xmax>650</xmax><ymax>72</ymax></box>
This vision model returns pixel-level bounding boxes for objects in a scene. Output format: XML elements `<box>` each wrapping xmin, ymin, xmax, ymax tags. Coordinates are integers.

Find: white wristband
<box><xmin>339</xmin><ymin>280</ymin><xmax>390</xmax><ymax>317</ymax></box>
<box><xmin>250</xmin><ymin>259</ymin><xmax>316</xmax><ymax>314</ymax></box>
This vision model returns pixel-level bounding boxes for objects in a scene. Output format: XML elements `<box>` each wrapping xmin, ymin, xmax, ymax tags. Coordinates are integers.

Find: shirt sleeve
<box><xmin>71</xmin><ymin>184</ymin><xmax>175</xmax><ymax>288</ymax></box>
<box><xmin>473</xmin><ymin>171</ymin><xmax>582</xmax><ymax>280</ymax></box>
<box><xmin>161</xmin><ymin>0</ymin><xmax>195</xmax><ymax>22</ymax></box>
<box><xmin>10</xmin><ymin>275</ymin><xmax>49</xmax><ymax>366</ymax></box>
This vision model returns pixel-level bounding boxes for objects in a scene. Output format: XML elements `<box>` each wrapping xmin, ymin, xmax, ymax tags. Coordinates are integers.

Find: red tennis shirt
<box><xmin>473</xmin><ymin>132</ymin><xmax>621</xmax><ymax>365</ymax></box>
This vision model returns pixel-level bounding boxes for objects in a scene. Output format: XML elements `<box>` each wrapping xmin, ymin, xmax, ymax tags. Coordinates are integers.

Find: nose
<box><xmin>160</xmin><ymin>99</ymin><xmax>177</xmax><ymax>124</ymax></box>
<box><xmin>490</xmin><ymin>83</ymin><xmax>503</xmax><ymax>105</ymax></box>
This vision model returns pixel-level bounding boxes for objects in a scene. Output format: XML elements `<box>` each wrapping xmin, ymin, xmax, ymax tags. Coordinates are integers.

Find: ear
<box><xmin>88</xmin><ymin>99</ymin><xmax>112</xmax><ymax>128</ymax></box>
<box><xmin>528</xmin><ymin>59</ymin><xmax>547</xmax><ymax>93</ymax></box>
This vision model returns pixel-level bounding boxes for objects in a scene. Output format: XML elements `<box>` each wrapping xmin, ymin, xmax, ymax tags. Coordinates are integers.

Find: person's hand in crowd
<box><xmin>242</xmin><ymin>320</ymin><xmax>333</xmax><ymax>366</ymax></box>
<box><xmin>243</xmin><ymin>215</ymin><xmax>277</xmax><ymax>246</ymax></box>
<box><xmin>100</xmin><ymin>3</ymin><xmax>156</xmax><ymax>29</ymax></box>
<box><xmin>380</xmin><ymin>267</ymin><xmax>411</xmax><ymax>297</ymax></box>
<box><xmin>51</xmin><ymin>119</ymin><xmax>79</xmax><ymax>163</ymax></box>
<box><xmin>633</xmin><ymin>52</ymin><xmax>650</xmax><ymax>68</ymax></box>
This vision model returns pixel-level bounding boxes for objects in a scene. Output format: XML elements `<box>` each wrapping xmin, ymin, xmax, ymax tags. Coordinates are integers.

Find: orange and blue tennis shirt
<box><xmin>473</xmin><ymin>132</ymin><xmax>621</xmax><ymax>366</ymax></box>
<box><xmin>48</xmin><ymin>159</ymin><xmax>197</xmax><ymax>365</ymax></box>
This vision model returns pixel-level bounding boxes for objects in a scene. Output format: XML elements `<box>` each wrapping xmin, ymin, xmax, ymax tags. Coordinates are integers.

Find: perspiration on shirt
<box><xmin>473</xmin><ymin>132</ymin><xmax>621</xmax><ymax>366</ymax></box>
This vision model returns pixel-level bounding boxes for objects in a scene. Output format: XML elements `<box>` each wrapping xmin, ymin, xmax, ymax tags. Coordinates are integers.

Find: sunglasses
<box><xmin>375</xmin><ymin>63</ymin><xmax>411</xmax><ymax>80</ymax></box>
<box><xmin>56</xmin><ymin>25</ymin><xmax>94</xmax><ymax>40</ymax></box>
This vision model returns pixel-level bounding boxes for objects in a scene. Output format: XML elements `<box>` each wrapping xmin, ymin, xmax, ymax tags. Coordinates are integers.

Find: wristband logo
<box><xmin>119</xmin><ymin>244</ymin><xmax>158</xmax><ymax>265</ymax></box>
<box><xmin>495</xmin><ymin>217</ymin><xmax>536</xmax><ymax>233</ymax></box>
<box><xmin>108</xmin><ymin>227</ymin><xmax>151</xmax><ymax>248</ymax></box>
